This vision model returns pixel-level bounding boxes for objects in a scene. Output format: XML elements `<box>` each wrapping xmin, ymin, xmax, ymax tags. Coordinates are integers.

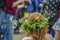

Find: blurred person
<box><xmin>0</xmin><ymin>0</ymin><xmax>17</xmax><ymax>40</ymax></box>
<box><xmin>53</xmin><ymin>1</ymin><xmax>60</xmax><ymax>40</ymax></box>
<box><xmin>12</xmin><ymin>0</ymin><xmax>31</xmax><ymax>33</ymax></box>
<box><xmin>42</xmin><ymin>0</ymin><xmax>59</xmax><ymax>40</ymax></box>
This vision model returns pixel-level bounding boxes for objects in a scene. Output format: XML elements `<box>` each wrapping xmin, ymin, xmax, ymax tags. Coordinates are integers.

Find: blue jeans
<box><xmin>0</xmin><ymin>9</ymin><xmax>15</xmax><ymax>40</ymax></box>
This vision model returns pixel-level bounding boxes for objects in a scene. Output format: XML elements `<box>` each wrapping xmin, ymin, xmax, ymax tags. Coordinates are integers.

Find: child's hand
<box><xmin>45</xmin><ymin>34</ymin><xmax>53</xmax><ymax>40</ymax></box>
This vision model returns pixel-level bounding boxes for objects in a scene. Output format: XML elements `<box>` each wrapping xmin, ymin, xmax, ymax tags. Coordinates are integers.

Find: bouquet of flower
<box><xmin>21</xmin><ymin>12</ymin><xmax>49</xmax><ymax>40</ymax></box>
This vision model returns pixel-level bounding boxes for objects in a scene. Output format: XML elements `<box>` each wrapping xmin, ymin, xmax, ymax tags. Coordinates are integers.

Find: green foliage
<box><xmin>20</xmin><ymin>14</ymin><xmax>49</xmax><ymax>32</ymax></box>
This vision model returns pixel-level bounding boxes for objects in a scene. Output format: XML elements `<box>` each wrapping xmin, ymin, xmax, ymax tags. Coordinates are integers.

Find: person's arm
<box><xmin>12</xmin><ymin>0</ymin><xmax>25</xmax><ymax>7</ymax></box>
<box><xmin>12</xmin><ymin>1</ymin><xmax>22</xmax><ymax>7</ymax></box>
<box><xmin>17</xmin><ymin>4</ymin><xmax>25</xmax><ymax>8</ymax></box>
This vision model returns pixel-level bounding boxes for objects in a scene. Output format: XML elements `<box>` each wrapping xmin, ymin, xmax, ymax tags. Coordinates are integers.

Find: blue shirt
<box><xmin>27</xmin><ymin>0</ymin><xmax>43</xmax><ymax>13</ymax></box>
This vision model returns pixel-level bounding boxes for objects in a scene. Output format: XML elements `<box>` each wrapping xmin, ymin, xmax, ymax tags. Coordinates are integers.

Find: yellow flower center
<box><xmin>35</xmin><ymin>16</ymin><xmax>40</xmax><ymax>20</ymax></box>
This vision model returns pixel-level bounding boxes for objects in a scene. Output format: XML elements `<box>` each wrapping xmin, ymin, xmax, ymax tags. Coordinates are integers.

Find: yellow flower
<box><xmin>25</xmin><ymin>20</ymin><xmax>28</xmax><ymax>22</ymax></box>
<box><xmin>35</xmin><ymin>16</ymin><xmax>40</xmax><ymax>20</ymax></box>
<box><xmin>24</xmin><ymin>12</ymin><xmax>30</xmax><ymax>17</ymax></box>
